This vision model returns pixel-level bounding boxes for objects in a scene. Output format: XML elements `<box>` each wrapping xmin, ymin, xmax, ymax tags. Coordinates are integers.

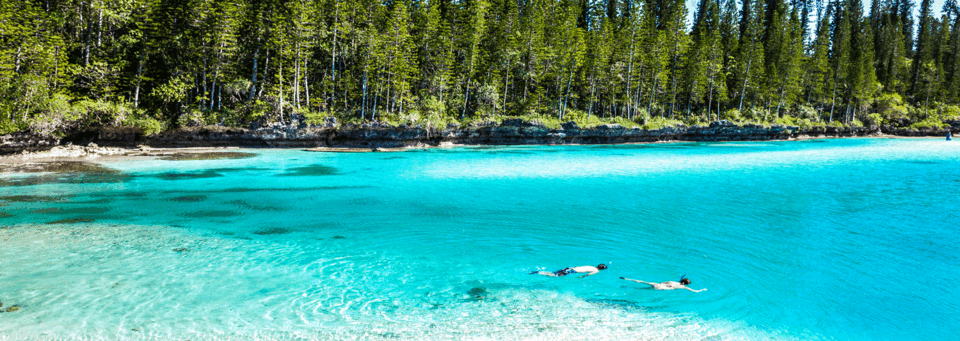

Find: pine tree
<box><xmin>734</xmin><ymin>0</ymin><xmax>766</xmax><ymax>112</ymax></box>
<box><xmin>913</xmin><ymin>0</ymin><xmax>936</xmax><ymax>97</ymax></box>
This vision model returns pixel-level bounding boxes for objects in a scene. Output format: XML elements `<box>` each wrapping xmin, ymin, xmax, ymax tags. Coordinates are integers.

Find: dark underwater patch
<box><xmin>156</xmin><ymin>152</ymin><xmax>257</xmax><ymax>161</ymax></box>
<box><xmin>148</xmin><ymin>170</ymin><xmax>224</xmax><ymax>180</ymax></box>
<box><xmin>72</xmin><ymin>198</ymin><xmax>112</xmax><ymax>204</ymax></box>
<box><xmin>0</xmin><ymin>162</ymin><xmax>127</xmax><ymax>187</ymax></box>
<box><xmin>171</xmin><ymin>195</ymin><xmax>208</xmax><ymax>202</ymax></box>
<box><xmin>905</xmin><ymin>161</ymin><xmax>941</xmax><ymax>165</ymax></box>
<box><xmin>278</xmin><ymin>164</ymin><xmax>340</xmax><ymax>176</ymax></box>
<box><xmin>31</xmin><ymin>207</ymin><xmax>110</xmax><ymax>214</ymax></box>
<box><xmin>584</xmin><ymin>298</ymin><xmax>648</xmax><ymax>312</ymax></box>
<box><xmin>0</xmin><ymin>161</ymin><xmax>120</xmax><ymax>174</ymax></box>
<box><xmin>253</xmin><ymin>227</ymin><xmax>292</xmax><ymax>235</ymax></box>
<box><xmin>467</xmin><ymin>287</ymin><xmax>488</xmax><ymax>298</ymax></box>
<box><xmin>0</xmin><ymin>212</ymin><xmax>11</xmax><ymax>218</ymax></box>
<box><xmin>46</xmin><ymin>218</ymin><xmax>95</xmax><ymax>224</ymax></box>
<box><xmin>180</xmin><ymin>210</ymin><xmax>238</xmax><ymax>218</ymax></box>
<box><xmin>209</xmin><ymin>167</ymin><xmax>269</xmax><ymax>173</ymax></box>
<box><xmin>331</xmin><ymin>235</ymin><xmax>346</xmax><ymax>239</ymax></box>
<box><xmin>0</xmin><ymin>195</ymin><xmax>72</xmax><ymax>203</ymax></box>
<box><xmin>227</xmin><ymin>199</ymin><xmax>283</xmax><ymax>211</ymax></box>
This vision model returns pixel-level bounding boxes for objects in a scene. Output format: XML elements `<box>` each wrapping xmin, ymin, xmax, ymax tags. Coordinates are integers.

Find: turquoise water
<box><xmin>1</xmin><ymin>138</ymin><xmax>958</xmax><ymax>340</ymax></box>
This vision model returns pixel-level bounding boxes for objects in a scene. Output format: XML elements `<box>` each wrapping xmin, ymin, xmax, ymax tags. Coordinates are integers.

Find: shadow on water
<box><xmin>278</xmin><ymin>164</ymin><xmax>340</xmax><ymax>176</ymax></box>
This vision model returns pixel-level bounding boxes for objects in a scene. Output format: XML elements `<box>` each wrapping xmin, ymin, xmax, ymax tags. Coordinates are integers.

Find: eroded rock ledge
<box><xmin>3</xmin><ymin>119</ymin><xmax>957</xmax><ymax>154</ymax></box>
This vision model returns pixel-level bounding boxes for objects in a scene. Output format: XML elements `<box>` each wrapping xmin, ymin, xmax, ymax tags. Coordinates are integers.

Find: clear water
<box><xmin>1</xmin><ymin>138</ymin><xmax>957</xmax><ymax>340</ymax></box>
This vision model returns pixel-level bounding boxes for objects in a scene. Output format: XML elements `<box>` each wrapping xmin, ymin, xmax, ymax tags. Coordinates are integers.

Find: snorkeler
<box><xmin>530</xmin><ymin>264</ymin><xmax>607</xmax><ymax>278</ymax></box>
<box><xmin>620</xmin><ymin>275</ymin><xmax>707</xmax><ymax>292</ymax></box>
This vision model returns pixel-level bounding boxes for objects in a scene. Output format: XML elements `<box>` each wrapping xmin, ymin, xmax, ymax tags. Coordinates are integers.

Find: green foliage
<box><xmin>128</xmin><ymin>116</ymin><xmax>165</xmax><ymax>136</ymax></box>
<box><xmin>0</xmin><ymin>0</ymin><xmax>957</xmax><ymax>137</ymax></box>
<box><xmin>910</xmin><ymin>117</ymin><xmax>949</xmax><ymax>129</ymax></box>
<box><xmin>940</xmin><ymin>105</ymin><xmax>960</xmax><ymax>120</ymax></box>
<box><xmin>721</xmin><ymin>109</ymin><xmax>743</xmax><ymax>122</ymax></box>
<box><xmin>865</xmin><ymin>113</ymin><xmax>885</xmax><ymax>127</ymax></box>
<box><xmin>874</xmin><ymin>93</ymin><xmax>910</xmax><ymax>121</ymax></box>
<box><xmin>642</xmin><ymin>116</ymin><xmax>685</xmax><ymax>130</ymax></box>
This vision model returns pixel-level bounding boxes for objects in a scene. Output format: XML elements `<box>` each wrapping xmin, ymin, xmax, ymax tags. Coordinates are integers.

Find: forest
<box><xmin>1</xmin><ymin>0</ymin><xmax>959</xmax><ymax>136</ymax></box>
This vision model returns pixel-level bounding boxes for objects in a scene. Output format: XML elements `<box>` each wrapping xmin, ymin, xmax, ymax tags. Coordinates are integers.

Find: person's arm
<box><xmin>683</xmin><ymin>287</ymin><xmax>707</xmax><ymax>293</ymax></box>
<box><xmin>620</xmin><ymin>277</ymin><xmax>654</xmax><ymax>285</ymax></box>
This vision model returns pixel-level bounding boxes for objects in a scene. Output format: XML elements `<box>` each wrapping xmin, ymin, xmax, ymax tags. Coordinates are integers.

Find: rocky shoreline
<box><xmin>2</xmin><ymin>119</ymin><xmax>958</xmax><ymax>155</ymax></box>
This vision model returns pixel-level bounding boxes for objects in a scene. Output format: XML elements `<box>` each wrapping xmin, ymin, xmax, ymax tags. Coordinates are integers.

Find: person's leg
<box><xmin>530</xmin><ymin>271</ymin><xmax>558</xmax><ymax>277</ymax></box>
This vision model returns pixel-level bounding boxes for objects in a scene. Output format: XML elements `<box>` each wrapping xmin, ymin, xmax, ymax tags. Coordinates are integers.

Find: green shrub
<box><xmin>129</xmin><ymin>116</ymin><xmax>165</xmax><ymax>135</ymax></box>
<box><xmin>721</xmin><ymin>109</ymin><xmax>742</xmax><ymax>122</ymax></box>
<box><xmin>874</xmin><ymin>93</ymin><xmax>910</xmax><ymax>122</ymax></box>
<box><xmin>865</xmin><ymin>113</ymin><xmax>884</xmax><ymax>126</ymax></box>
<box><xmin>178</xmin><ymin>109</ymin><xmax>204</xmax><ymax>127</ymax></box>
<box><xmin>941</xmin><ymin>105</ymin><xmax>960</xmax><ymax>120</ymax></box>
<box><xmin>910</xmin><ymin>117</ymin><xmax>948</xmax><ymax>129</ymax></box>
<box><xmin>642</xmin><ymin>116</ymin><xmax>684</xmax><ymax>130</ymax></box>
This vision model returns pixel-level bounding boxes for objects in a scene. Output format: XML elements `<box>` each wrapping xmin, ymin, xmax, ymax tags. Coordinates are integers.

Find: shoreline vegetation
<box><xmin>3</xmin><ymin>0</ymin><xmax>960</xmax><ymax>151</ymax></box>
<box><xmin>1</xmin><ymin>119</ymin><xmax>956</xmax><ymax>161</ymax></box>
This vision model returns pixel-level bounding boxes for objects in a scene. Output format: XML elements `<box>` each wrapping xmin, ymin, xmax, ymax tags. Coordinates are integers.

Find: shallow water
<box><xmin>1</xmin><ymin>138</ymin><xmax>958</xmax><ymax>340</ymax></box>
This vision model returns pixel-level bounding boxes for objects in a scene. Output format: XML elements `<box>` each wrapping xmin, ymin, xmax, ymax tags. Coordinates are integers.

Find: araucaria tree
<box><xmin>1</xmin><ymin>0</ymin><xmax>959</xmax><ymax>135</ymax></box>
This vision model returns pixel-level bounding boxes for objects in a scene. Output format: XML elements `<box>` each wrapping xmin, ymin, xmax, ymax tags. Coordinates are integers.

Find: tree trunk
<box><xmin>249</xmin><ymin>45</ymin><xmax>260</xmax><ymax>103</ymax></box>
<box><xmin>304</xmin><ymin>56</ymin><xmax>310</xmax><ymax>110</ymax></box>
<box><xmin>96</xmin><ymin>1</ymin><xmax>103</xmax><ymax>48</ymax></box>
<box><xmin>295</xmin><ymin>40</ymin><xmax>301</xmax><ymax>110</ymax></box>
<box><xmin>134</xmin><ymin>54</ymin><xmax>143</xmax><ymax>108</ymax></box>
<box><xmin>258</xmin><ymin>49</ymin><xmax>270</xmax><ymax>99</ymax></box>
<box><xmin>330</xmin><ymin>3</ymin><xmax>339</xmax><ymax>113</ymax></box>
<box><xmin>739</xmin><ymin>59</ymin><xmax>752</xmax><ymax>112</ymax></box>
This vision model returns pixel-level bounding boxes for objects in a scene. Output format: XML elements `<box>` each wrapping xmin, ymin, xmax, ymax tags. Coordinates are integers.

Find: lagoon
<box><xmin>1</xmin><ymin>138</ymin><xmax>958</xmax><ymax>340</ymax></box>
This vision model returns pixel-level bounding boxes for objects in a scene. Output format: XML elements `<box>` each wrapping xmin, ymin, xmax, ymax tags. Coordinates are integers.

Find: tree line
<box><xmin>2</xmin><ymin>0</ymin><xmax>959</xmax><ymax>135</ymax></box>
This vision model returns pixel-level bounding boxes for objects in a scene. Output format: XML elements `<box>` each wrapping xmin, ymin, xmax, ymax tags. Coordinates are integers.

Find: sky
<box><xmin>682</xmin><ymin>0</ymin><xmax>951</xmax><ymax>32</ymax></box>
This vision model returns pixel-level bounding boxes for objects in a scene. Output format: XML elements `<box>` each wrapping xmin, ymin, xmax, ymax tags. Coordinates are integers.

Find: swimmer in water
<box><xmin>530</xmin><ymin>264</ymin><xmax>607</xmax><ymax>278</ymax></box>
<box><xmin>620</xmin><ymin>275</ymin><xmax>707</xmax><ymax>292</ymax></box>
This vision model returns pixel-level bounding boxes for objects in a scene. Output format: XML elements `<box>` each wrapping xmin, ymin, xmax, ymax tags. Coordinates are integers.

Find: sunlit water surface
<box><xmin>1</xmin><ymin>138</ymin><xmax>958</xmax><ymax>340</ymax></box>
